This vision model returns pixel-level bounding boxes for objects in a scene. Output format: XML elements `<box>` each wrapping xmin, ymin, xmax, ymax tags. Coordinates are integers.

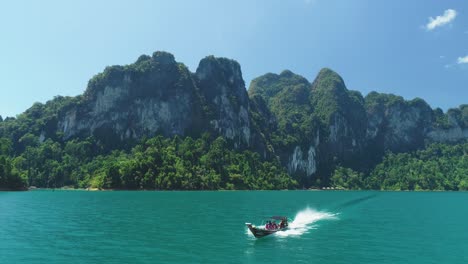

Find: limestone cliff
<box><xmin>249</xmin><ymin>70</ymin><xmax>319</xmax><ymax>180</ymax></box>
<box><xmin>427</xmin><ymin>106</ymin><xmax>468</xmax><ymax>142</ymax></box>
<box><xmin>248</xmin><ymin>68</ymin><xmax>368</xmax><ymax>183</ymax></box>
<box><xmin>55</xmin><ymin>52</ymin><xmax>254</xmax><ymax>149</ymax></box>
<box><xmin>195</xmin><ymin>56</ymin><xmax>251</xmax><ymax>148</ymax></box>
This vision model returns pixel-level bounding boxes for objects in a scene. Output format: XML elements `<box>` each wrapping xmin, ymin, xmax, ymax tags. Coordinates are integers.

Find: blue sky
<box><xmin>0</xmin><ymin>0</ymin><xmax>467</xmax><ymax>117</ymax></box>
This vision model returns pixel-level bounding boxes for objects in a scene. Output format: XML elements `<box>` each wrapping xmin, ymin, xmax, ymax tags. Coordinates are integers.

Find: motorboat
<box><xmin>245</xmin><ymin>216</ymin><xmax>289</xmax><ymax>238</ymax></box>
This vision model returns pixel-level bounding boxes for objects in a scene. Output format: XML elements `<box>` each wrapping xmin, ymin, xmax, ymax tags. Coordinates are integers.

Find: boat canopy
<box><xmin>269</xmin><ymin>216</ymin><xmax>288</xmax><ymax>220</ymax></box>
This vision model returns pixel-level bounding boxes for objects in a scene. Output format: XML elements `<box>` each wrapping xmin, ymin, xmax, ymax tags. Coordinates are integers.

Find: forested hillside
<box><xmin>0</xmin><ymin>51</ymin><xmax>466</xmax><ymax>190</ymax></box>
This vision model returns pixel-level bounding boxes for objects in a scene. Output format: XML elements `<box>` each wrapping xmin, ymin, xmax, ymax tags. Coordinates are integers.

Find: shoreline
<box><xmin>0</xmin><ymin>187</ymin><xmax>461</xmax><ymax>192</ymax></box>
<box><xmin>0</xmin><ymin>187</ymin><xmax>28</xmax><ymax>191</ymax></box>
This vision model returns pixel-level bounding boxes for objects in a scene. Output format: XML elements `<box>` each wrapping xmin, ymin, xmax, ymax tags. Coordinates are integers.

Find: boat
<box><xmin>245</xmin><ymin>216</ymin><xmax>289</xmax><ymax>238</ymax></box>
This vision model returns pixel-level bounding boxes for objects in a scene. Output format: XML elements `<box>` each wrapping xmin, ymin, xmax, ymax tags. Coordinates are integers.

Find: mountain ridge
<box><xmin>0</xmin><ymin>51</ymin><xmax>467</xmax><ymax>189</ymax></box>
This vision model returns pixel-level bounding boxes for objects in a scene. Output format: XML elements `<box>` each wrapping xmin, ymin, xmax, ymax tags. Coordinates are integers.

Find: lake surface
<box><xmin>0</xmin><ymin>191</ymin><xmax>467</xmax><ymax>264</ymax></box>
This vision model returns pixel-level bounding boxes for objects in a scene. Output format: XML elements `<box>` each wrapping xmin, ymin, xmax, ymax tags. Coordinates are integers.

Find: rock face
<box><xmin>247</xmin><ymin>95</ymin><xmax>278</xmax><ymax>159</ymax></box>
<box><xmin>57</xmin><ymin>52</ymin><xmax>253</xmax><ymax>148</ymax></box>
<box><xmin>364</xmin><ymin>93</ymin><xmax>434</xmax><ymax>159</ymax></box>
<box><xmin>249</xmin><ymin>70</ymin><xmax>318</xmax><ymax>180</ymax></box>
<box><xmin>195</xmin><ymin>56</ymin><xmax>251</xmax><ymax>148</ymax></box>
<box><xmin>249</xmin><ymin>68</ymin><xmax>368</xmax><ymax>182</ymax></box>
<box><xmin>310</xmin><ymin>69</ymin><xmax>367</xmax><ymax>175</ymax></box>
<box><xmin>287</xmin><ymin>145</ymin><xmax>317</xmax><ymax>176</ymax></box>
<box><xmin>428</xmin><ymin>127</ymin><xmax>468</xmax><ymax>142</ymax></box>
<box><xmin>427</xmin><ymin>107</ymin><xmax>468</xmax><ymax>142</ymax></box>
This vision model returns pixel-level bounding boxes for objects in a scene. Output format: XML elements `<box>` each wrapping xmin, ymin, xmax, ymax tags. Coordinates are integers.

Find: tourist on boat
<box><xmin>279</xmin><ymin>220</ymin><xmax>285</xmax><ymax>229</ymax></box>
<box><xmin>272</xmin><ymin>221</ymin><xmax>278</xmax><ymax>229</ymax></box>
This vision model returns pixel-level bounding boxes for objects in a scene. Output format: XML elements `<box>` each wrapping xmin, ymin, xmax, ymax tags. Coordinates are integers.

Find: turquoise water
<box><xmin>0</xmin><ymin>191</ymin><xmax>467</xmax><ymax>263</ymax></box>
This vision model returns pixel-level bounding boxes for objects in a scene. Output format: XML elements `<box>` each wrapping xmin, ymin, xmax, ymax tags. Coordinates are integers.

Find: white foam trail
<box><xmin>275</xmin><ymin>208</ymin><xmax>337</xmax><ymax>237</ymax></box>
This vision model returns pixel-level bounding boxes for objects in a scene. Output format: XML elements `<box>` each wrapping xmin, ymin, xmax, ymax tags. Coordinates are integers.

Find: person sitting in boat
<box><xmin>272</xmin><ymin>221</ymin><xmax>278</xmax><ymax>230</ymax></box>
<box><xmin>265</xmin><ymin>221</ymin><xmax>271</xmax><ymax>230</ymax></box>
<box><xmin>279</xmin><ymin>220</ymin><xmax>285</xmax><ymax>229</ymax></box>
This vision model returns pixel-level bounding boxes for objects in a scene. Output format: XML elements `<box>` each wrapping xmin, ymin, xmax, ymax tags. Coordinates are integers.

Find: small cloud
<box><xmin>426</xmin><ymin>9</ymin><xmax>457</xmax><ymax>31</ymax></box>
<box><xmin>304</xmin><ymin>0</ymin><xmax>316</xmax><ymax>5</ymax></box>
<box><xmin>457</xmin><ymin>56</ymin><xmax>468</xmax><ymax>64</ymax></box>
<box><xmin>440</xmin><ymin>55</ymin><xmax>445</xmax><ymax>59</ymax></box>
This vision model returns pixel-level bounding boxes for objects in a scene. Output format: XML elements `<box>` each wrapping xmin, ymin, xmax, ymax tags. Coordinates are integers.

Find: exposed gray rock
<box><xmin>287</xmin><ymin>145</ymin><xmax>317</xmax><ymax>177</ymax></box>
<box><xmin>58</xmin><ymin>52</ymin><xmax>203</xmax><ymax>142</ymax></box>
<box><xmin>196</xmin><ymin>56</ymin><xmax>251</xmax><ymax>148</ymax></box>
<box><xmin>428</xmin><ymin>127</ymin><xmax>468</xmax><ymax>142</ymax></box>
<box><xmin>364</xmin><ymin>94</ymin><xmax>434</xmax><ymax>153</ymax></box>
<box><xmin>54</xmin><ymin>52</ymin><xmax>258</xmax><ymax>151</ymax></box>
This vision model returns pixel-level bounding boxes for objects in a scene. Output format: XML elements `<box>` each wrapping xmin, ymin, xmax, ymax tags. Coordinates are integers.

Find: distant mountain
<box><xmin>0</xmin><ymin>51</ymin><xmax>467</xmax><ymax>189</ymax></box>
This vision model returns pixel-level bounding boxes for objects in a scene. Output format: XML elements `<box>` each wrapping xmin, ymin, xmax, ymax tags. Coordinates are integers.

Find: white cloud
<box><xmin>440</xmin><ymin>55</ymin><xmax>445</xmax><ymax>59</ymax></box>
<box><xmin>457</xmin><ymin>56</ymin><xmax>468</xmax><ymax>64</ymax></box>
<box><xmin>426</xmin><ymin>9</ymin><xmax>457</xmax><ymax>31</ymax></box>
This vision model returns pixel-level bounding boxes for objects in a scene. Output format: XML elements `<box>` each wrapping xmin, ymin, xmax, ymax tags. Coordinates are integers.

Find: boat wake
<box><xmin>274</xmin><ymin>208</ymin><xmax>337</xmax><ymax>237</ymax></box>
